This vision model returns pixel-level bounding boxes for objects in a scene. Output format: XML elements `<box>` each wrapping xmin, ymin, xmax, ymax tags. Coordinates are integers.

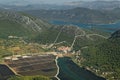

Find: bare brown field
<box><xmin>4</xmin><ymin>54</ymin><xmax>57</xmax><ymax>77</ymax></box>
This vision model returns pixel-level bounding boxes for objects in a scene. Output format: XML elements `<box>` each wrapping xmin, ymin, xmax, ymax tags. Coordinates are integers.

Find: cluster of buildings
<box><xmin>57</xmin><ymin>46</ymin><xmax>71</xmax><ymax>53</ymax></box>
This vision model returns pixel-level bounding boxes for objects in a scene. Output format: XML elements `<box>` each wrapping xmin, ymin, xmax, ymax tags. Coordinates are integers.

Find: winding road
<box><xmin>86</xmin><ymin>34</ymin><xmax>108</xmax><ymax>40</ymax></box>
<box><xmin>55</xmin><ymin>56</ymin><xmax>60</xmax><ymax>80</ymax></box>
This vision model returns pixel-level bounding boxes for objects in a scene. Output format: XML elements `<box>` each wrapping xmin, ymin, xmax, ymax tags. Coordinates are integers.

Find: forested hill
<box><xmin>25</xmin><ymin>7</ymin><xmax>120</xmax><ymax>24</ymax></box>
<box><xmin>81</xmin><ymin>30</ymin><xmax>120</xmax><ymax>80</ymax></box>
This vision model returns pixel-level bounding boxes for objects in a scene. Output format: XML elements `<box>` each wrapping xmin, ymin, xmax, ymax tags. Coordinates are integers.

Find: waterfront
<box><xmin>57</xmin><ymin>57</ymin><xmax>106</xmax><ymax>80</ymax></box>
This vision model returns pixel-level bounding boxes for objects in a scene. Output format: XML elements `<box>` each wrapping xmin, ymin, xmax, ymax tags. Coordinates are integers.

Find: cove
<box><xmin>57</xmin><ymin>57</ymin><xmax>106</xmax><ymax>80</ymax></box>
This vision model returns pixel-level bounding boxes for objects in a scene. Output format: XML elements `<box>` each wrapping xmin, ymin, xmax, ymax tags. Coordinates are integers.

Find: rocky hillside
<box><xmin>0</xmin><ymin>10</ymin><xmax>51</xmax><ymax>38</ymax></box>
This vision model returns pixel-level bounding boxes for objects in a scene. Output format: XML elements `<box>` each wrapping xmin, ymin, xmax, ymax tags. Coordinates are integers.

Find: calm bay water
<box><xmin>50</xmin><ymin>20</ymin><xmax>120</xmax><ymax>33</ymax></box>
<box><xmin>58</xmin><ymin>57</ymin><xmax>106</xmax><ymax>80</ymax></box>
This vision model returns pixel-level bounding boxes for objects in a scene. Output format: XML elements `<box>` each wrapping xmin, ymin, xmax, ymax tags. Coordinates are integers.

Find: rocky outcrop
<box><xmin>0</xmin><ymin>10</ymin><xmax>50</xmax><ymax>32</ymax></box>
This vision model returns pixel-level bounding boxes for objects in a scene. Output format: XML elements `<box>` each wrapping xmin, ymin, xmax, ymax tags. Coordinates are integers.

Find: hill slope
<box><xmin>25</xmin><ymin>7</ymin><xmax>120</xmax><ymax>24</ymax></box>
<box><xmin>80</xmin><ymin>30</ymin><xmax>120</xmax><ymax>80</ymax></box>
<box><xmin>0</xmin><ymin>10</ymin><xmax>109</xmax><ymax>47</ymax></box>
<box><xmin>0</xmin><ymin>10</ymin><xmax>51</xmax><ymax>38</ymax></box>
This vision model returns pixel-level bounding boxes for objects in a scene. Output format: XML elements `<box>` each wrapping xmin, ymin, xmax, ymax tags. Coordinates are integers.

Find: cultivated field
<box><xmin>0</xmin><ymin>64</ymin><xmax>15</xmax><ymax>80</ymax></box>
<box><xmin>4</xmin><ymin>54</ymin><xmax>57</xmax><ymax>77</ymax></box>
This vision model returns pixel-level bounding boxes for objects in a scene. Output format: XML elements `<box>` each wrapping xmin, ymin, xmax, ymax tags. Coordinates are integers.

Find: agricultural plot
<box><xmin>0</xmin><ymin>64</ymin><xmax>15</xmax><ymax>80</ymax></box>
<box><xmin>4</xmin><ymin>54</ymin><xmax>57</xmax><ymax>77</ymax></box>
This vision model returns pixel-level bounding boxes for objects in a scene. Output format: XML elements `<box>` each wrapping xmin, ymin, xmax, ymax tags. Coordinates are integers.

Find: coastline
<box><xmin>55</xmin><ymin>56</ymin><xmax>60</xmax><ymax>80</ymax></box>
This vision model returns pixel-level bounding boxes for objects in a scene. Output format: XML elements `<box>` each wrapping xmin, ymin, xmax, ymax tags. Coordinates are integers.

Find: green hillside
<box><xmin>0</xmin><ymin>10</ymin><xmax>109</xmax><ymax>51</ymax></box>
<box><xmin>79</xmin><ymin>30</ymin><xmax>120</xmax><ymax>80</ymax></box>
<box><xmin>33</xmin><ymin>25</ymin><xmax>109</xmax><ymax>51</ymax></box>
<box><xmin>0</xmin><ymin>10</ymin><xmax>51</xmax><ymax>39</ymax></box>
<box><xmin>0</xmin><ymin>9</ymin><xmax>116</xmax><ymax>80</ymax></box>
<box><xmin>0</xmin><ymin>19</ymin><xmax>33</xmax><ymax>38</ymax></box>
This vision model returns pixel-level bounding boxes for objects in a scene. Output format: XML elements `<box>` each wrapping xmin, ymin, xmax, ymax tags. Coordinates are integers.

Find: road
<box><xmin>55</xmin><ymin>56</ymin><xmax>60</xmax><ymax>80</ymax></box>
<box><xmin>86</xmin><ymin>34</ymin><xmax>108</xmax><ymax>40</ymax></box>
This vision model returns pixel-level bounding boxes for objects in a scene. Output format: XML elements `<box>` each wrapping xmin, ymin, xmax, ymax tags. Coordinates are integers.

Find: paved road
<box><xmin>55</xmin><ymin>57</ymin><xmax>60</xmax><ymax>80</ymax></box>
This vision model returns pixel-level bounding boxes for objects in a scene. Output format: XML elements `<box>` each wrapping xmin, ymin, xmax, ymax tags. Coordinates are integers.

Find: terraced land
<box><xmin>4</xmin><ymin>54</ymin><xmax>57</xmax><ymax>77</ymax></box>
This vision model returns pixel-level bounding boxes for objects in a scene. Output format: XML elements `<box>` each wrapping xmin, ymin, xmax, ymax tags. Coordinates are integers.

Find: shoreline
<box><xmin>55</xmin><ymin>56</ymin><xmax>60</xmax><ymax>80</ymax></box>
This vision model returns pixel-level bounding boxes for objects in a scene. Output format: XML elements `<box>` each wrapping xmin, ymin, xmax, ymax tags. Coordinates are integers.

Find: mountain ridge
<box><xmin>0</xmin><ymin>10</ymin><xmax>51</xmax><ymax>38</ymax></box>
<box><xmin>24</xmin><ymin>7</ymin><xmax>120</xmax><ymax>24</ymax></box>
<box><xmin>65</xmin><ymin>1</ymin><xmax>120</xmax><ymax>10</ymax></box>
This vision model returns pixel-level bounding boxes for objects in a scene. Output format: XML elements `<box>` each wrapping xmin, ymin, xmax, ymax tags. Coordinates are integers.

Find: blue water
<box><xmin>58</xmin><ymin>57</ymin><xmax>106</xmax><ymax>80</ymax></box>
<box><xmin>50</xmin><ymin>20</ymin><xmax>120</xmax><ymax>33</ymax></box>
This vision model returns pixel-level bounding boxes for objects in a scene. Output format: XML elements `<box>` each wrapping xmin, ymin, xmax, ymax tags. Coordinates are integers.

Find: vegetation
<box><xmin>0</xmin><ymin>20</ymin><xmax>30</xmax><ymax>38</ymax></box>
<box><xmin>33</xmin><ymin>25</ymin><xmax>109</xmax><ymax>51</ymax></box>
<box><xmin>58</xmin><ymin>57</ymin><xmax>105</xmax><ymax>80</ymax></box>
<box><xmin>1</xmin><ymin>9</ymin><xmax>119</xmax><ymax>80</ymax></box>
<box><xmin>33</xmin><ymin>26</ymin><xmax>74</xmax><ymax>45</ymax></box>
<box><xmin>0</xmin><ymin>10</ymin><xmax>51</xmax><ymax>39</ymax></box>
<box><xmin>0</xmin><ymin>38</ymin><xmax>46</xmax><ymax>61</ymax></box>
<box><xmin>8</xmin><ymin>75</ymin><xmax>50</xmax><ymax>80</ymax></box>
<box><xmin>78</xmin><ymin>32</ymin><xmax>120</xmax><ymax>80</ymax></box>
